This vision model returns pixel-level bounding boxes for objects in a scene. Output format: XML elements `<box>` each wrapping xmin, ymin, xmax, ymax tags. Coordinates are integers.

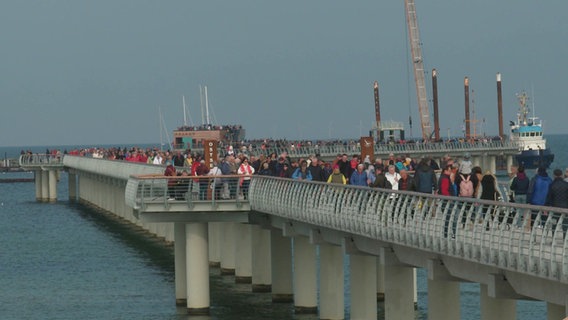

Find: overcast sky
<box><xmin>1</xmin><ymin>1</ymin><xmax>566</xmax><ymax>147</ymax></box>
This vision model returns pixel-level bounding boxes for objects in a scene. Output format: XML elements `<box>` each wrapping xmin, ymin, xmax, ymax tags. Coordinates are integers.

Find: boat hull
<box><xmin>515</xmin><ymin>148</ymin><xmax>554</xmax><ymax>169</ymax></box>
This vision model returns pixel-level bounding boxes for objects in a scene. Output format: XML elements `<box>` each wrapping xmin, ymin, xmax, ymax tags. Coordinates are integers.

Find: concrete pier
<box><xmin>186</xmin><ymin>222</ymin><xmax>210</xmax><ymax>314</ymax></box>
<box><xmin>350</xmin><ymin>254</ymin><xmax>377</xmax><ymax>320</ymax></box>
<box><xmin>293</xmin><ymin>236</ymin><xmax>317</xmax><ymax>314</ymax></box>
<box><xmin>251</xmin><ymin>225</ymin><xmax>271</xmax><ymax>292</ymax></box>
<box><xmin>319</xmin><ymin>244</ymin><xmax>344</xmax><ymax>319</ymax></box>
<box><xmin>220</xmin><ymin>222</ymin><xmax>236</xmax><ymax>275</ymax></box>
<box><xmin>174</xmin><ymin>223</ymin><xmax>187</xmax><ymax>305</ymax></box>
<box><xmin>235</xmin><ymin>223</ymin><xmax>252</xmax><ymax>283</ymax></box>
<box><xmin>382</xmin><ymin>248</ymin><xmax>415</xmax><ymax>320</ymax></box>
<box><xmin>271</xmin><ymin>230</ymin><xmax>293</xmax><ymax>303</ymax></box>
<box><xmin>208</xmin><ymin>222</ymin><xmax>221</xmax><ymax>267</ymax></box>
<box><xmin>480</xmin><ymin>284</ymin><xmax>515</xmax><ymax>320</ymax></box>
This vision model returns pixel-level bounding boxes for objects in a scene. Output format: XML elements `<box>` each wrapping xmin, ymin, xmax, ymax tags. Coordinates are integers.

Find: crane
<box><xmin>404</xmin><ymin>0</ymin><xmax>432</xmax><ymax>141</ymax></box>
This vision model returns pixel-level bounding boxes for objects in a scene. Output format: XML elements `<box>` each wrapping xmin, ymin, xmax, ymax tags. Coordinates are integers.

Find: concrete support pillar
<box><xmin>35</xmin><ymin>170</ymin><xmax>42</xmax><ymax>201</ymax></box>
<box><xmin>271</xmin><ymin>229</ymin><xmax>293</xmax><ymax>302</ymax></box>
<box><xmin>220</xmin><ymin>222</ymin><xmax>236</xmax><ymax>275</ymax></box>
<box><xmin>377</xmin><ymin>257</ymin><xmax>385</xmax><ymax>301</ymax></box>
<box><xmin>293</xmin><ymin>236</ymin><xmax>317</xmax><ymax>314</ymax></box>
<box><xmin>382</xmin><ymin>249</ymin><xmax>414</xmax><ymax>320</ymax></box>
<box><xmin>547</xmin><ymin>302</ymin><xmax>565</xmax><ymax>320</ymax></box>
<box><xmin>472</xmin><ymin>155</ymin><xmax>482</xmax><ymax>168</ymax></box>
<box><xmin>235</xmin><ymin>223</ymin><xmax>252</xmax><ymax>283</ymax></box>
<box><xmin>174</xmin><ymin>223</ymin><xmax>187</xmax><ymax>305</ymax></box>
<box><xmin>506</xmin><ymin>155</ymin><xmax>514</xmax><ymax>175</ymax></box>
<box><xmin>251</xmin><ymin>226</ymin><xmax>271</xmax><ymax>292</ymax></box>
<box><xmin>428</xmin><ymin>279</ymin><xmax>460</xmax><ymax>319</ymax></box>
<box><xmin>488</xmin><ymin>156</ymin><xmax>497</xmax><ymax>174</ymax></box>
<box><xmin>480</xmin><ymin>284</ymin><xmax>515</xmax><ymax>320</ymax></box>
<box><xmin>41</xmin><ymin>170</ymin><xmax>49</xmax><ymax>202</ymax></box>
<box><xmin>350</xmin><ymin>254</ymin><xmax>377</xmax><ymax>320</ymax></box>
<box><xmin>319</xmin><ymin>244</ymin><xmax>344</xmax><ymax>320</ymax></box>
<box><xmin>208</xmin><ymin>222</ymin><xmax>221</xmax><ymax>267</ymax></box>
<box><xmin>186</xmin><ymin>222</ymin><xmax>210</xmax><ymax>315</ymax></box>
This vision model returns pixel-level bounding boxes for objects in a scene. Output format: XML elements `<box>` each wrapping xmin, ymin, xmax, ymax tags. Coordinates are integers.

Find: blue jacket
<box><xmin>292</xmin><ymin>168</ymin><xmax>312</xmax><ymax>180</ymax></box>
<box><xmin>350</xmin><ymin>170</ymin><xmax>368</xmax><ymax>186</ymax></box>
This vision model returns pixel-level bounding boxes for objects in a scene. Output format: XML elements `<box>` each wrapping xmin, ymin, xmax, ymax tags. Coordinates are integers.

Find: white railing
<box><xmin>249</xmin><ymin>176</ymin><xmax>568</xmax><ymax>282</ymax></box>
<box><xmin>19</xmin><ymin>153</ymin><xmax>64</xmax><ymax>166</ymax></box>
<box><xmin>255</xmin><ymin>140</ymin><xmax>519</xmax><ymax>158</ymax></box>
<box><xmin>126</xmin><ymin>174</ymin><xmax>251</xmax><ymax>210</ymax></box>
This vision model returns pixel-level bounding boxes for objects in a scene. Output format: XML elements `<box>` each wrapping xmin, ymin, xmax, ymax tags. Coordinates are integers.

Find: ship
<box><xmin>171</xmin><ymin>86</ymin><xmax>245</xmax><ymax>150</ymax></box>
<box><xmin>509</xmin><ymin>91</ymin><xmax>554</xmax><ymax>169</ymax></box>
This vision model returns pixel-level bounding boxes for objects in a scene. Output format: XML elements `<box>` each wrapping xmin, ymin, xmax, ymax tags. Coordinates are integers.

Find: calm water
<box><xmin>3</xmin><ymin>135</ymin><xmax>568</xmax><ymax>319</ymax></box>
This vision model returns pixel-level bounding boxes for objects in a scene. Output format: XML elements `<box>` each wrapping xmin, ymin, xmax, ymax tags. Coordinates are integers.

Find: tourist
<box><xmin>385</xmin><ymin>165</ymin><xmax>401</xmax><ymax>191</ymax></box>
<box><xmin>458</xmin><ymin>152</ymin><xmax>473</xmax><ymax>177</ymax></box>
<box><xmin>176</xmin><ymin>170</ymin><xmax>191</xmax><ymax>200</ymax></box>
<box><xmin>545</xmin><ymin>169</ymin><xmax>568</xmax><ymax>238</ymax></box>
<box><xmin>414</xmin><ymin>158</ymin><xmax>437</xmax><ymax>194</ymax></box>
<box><xmin>257</xmin><ymin>161</ymin><xmax>272</xmax><ymax>176</ymax></box>
<box><xmin>208</xmin><ymin>161</ymin><xmax>223</xmax><ymax>200</ymax></box>
<box><xmin>238</xmin><ymin>157</ymin><xmax>255</xmax><ymax>199</ymax></box>
<box><xmin>510</xmin><ymin>166</ymin><xmax>529</xmax><ymax>204</ymax></box>
<box><xmin>370</xmin><ymin>165</ymin><xmax>390</xmax><ymax>189</ymax></box>
<box><xmin>398</xmin><ymin>169</ymin><xmax>415</xmax><ymax>192</ymax></box>
<box><xmin>528</xmin><ymin>166</ymin><xmax>552</xmax><ymax>206</ymax></box>
<box><xmin>292</xmin><ymin>160</ymin><xmax>312</xmax><ymax>181</ymax></box>
<box><xmin>195</xmin><ymin>160</ymin><xmax>210</xmax><ymax>200</ymax></box>
<box><xmin>308</xmin><ymin>156</ymin><xmax>325</xmax><ymax>182</ymax></box>
<box><xmin>164</xmin><ymin>160</ymin><xmax>177</xmax><ymax>200</ymax></box>
<box><xmin>349</xmin><ymin>164</ymin><xmax>368</xmax><ymax>186</ymax></box>
<box><xmin>327</xmin><ymin>165</ymin><xmax>347</xmax><ymax>184</ymax></box>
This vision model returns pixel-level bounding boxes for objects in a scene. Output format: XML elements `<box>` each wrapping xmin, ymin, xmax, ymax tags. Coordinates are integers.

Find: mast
<box><xmin>496</xmin><ymin>73</ymin><xmax>504</xmax><ymax>139</ymax></box>
<box><xmin>199</xmin><ymin>85</ymin><xmax>205</xmax><ymax>125</ymax></box>
<box><xmin>182</xmin><ymin>95</ymin><xmax>188</xmax><ymax>126</ymax></box>
<box><xmin>404</xmin><ymin>0</ymin><xmax>431</xmax><ymax>141</ymax></box>
<box><xmin>432</xmin><ymin>69</ymin><xmax>440</xmax><ymax>141</ymax></box>
<box><xmin>205</xmin><ymin>85</ymin><xmax>210</xmax><ymax>125</ymax></box>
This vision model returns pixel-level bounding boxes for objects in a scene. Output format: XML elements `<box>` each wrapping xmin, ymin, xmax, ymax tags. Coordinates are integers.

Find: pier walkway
<box><xmin>20</xmin><ymin>154</ymin><xmax>568</xmax><ymax>319</ymax></box>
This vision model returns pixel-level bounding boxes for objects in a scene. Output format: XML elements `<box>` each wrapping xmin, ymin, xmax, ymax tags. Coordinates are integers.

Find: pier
<box><xmin>20</xmin><ymin>154</ymin><xmax>568</xmax><ymax>319</ymax></box>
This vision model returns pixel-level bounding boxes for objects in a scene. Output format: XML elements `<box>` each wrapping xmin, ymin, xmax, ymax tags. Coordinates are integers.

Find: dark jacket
<box><xmin>398</xmin><ymin>176</ymin><xmax>416</xmax><ymax>192</ymax></box>
<box><xmin>510</xmin><ymin>172</ymin><xmax>530</xmax><ymax>195</ymax></box>
<box><xmin>371</xmin><ymin>173</ymin><xmax>391</xmax><ymax>189</ymax></box>
<box><xmin>308</xmin><ymin>164</ymin><xmax>325</xmax><ymax>182</ymax></box>
<box><xmin>414</xmin><ymin>164</ymin><xmax>437</xmax><ymax>193</ymax></box>
<box><xmin>546</xmin><ymin>178</ymin><xmax>568</xmax><ymax>208</ymax></box>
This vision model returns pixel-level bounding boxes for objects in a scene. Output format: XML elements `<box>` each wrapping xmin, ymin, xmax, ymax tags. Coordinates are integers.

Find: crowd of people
<box><xmin>32</xmin><ymin>145</ymin><xmax>568</xmax><ymax>238</ymax></box>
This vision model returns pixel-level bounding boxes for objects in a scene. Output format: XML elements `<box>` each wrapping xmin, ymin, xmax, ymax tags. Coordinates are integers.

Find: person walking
<box><xmin>546</xmin><ymin>169</ymin><xmax>568</xmax><ymax>238</ymax></box>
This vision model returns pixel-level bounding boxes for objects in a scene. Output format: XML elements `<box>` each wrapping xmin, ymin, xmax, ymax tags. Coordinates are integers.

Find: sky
<box><xmin>1</xmin><ymin>0</ymin><xmax>567</xmax><ymax>147</ymax></box>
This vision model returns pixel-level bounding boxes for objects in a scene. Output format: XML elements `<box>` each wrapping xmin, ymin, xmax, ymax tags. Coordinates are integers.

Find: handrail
<box><xmin>249</xmin><ymin>176</ymin><xmax>568</xmax><ymax>283</ymax></box>
<box><xmin>126</xmin><ymin>174</ymin><xmax>252</xmax><ymax>210</ymax></box>
<box><xmin>19</xmin><ymin>154</ymin><xmax>64</xmax><ymax>166</ymax></box>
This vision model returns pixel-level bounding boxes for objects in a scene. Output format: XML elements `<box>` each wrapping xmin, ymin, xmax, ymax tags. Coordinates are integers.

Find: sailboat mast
<box><xmin>159</xmin><ymin>106</ymin><xmax>164</xmax><ymax>151</ymax></box>
<box><xmin>199</xmin><ymin>85</ymin><xmax>205</xmax><ymax>125</ymax></box>
<box><xmin>205</xmin><ymin>86</ymin><xmax>210</xmax><ymax>125</ymax></box>
<box><xmin>182</xmin><ymin>95</ymin><xmax>188</xmax><ymax>126</ymax></box>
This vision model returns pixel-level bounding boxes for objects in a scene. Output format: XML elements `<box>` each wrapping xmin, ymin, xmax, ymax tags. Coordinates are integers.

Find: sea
<box><xmin>2</xmin><ymin>134</ymin><xmax>568</xmax><ymax>320</ymax></box>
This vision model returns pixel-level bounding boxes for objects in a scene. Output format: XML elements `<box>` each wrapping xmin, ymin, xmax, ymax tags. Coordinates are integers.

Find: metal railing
<box><xmin>248</xmin><ymin>140</ymin><xmax>519</xmax><ymax>158</ymax></box>
<box><xmin>126</xmin><ymin>174</ymin><xmax>252</xmax><ymax>210</ymax></box>
<box><xmin>19</xmin><ymin>154</ymin><xmax>64</xmax><ymax>166</ymax></box>
<box><xmin>249</xmin><ymin>176</ymin><xmax>568</xmax><ymax>282</ymax></box>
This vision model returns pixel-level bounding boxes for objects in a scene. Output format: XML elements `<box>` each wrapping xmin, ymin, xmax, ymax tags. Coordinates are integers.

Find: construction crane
<box><xmin>404</xmin><ymin>0</ymin><xmax>432</xmax><ymax>141</ymax></box>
